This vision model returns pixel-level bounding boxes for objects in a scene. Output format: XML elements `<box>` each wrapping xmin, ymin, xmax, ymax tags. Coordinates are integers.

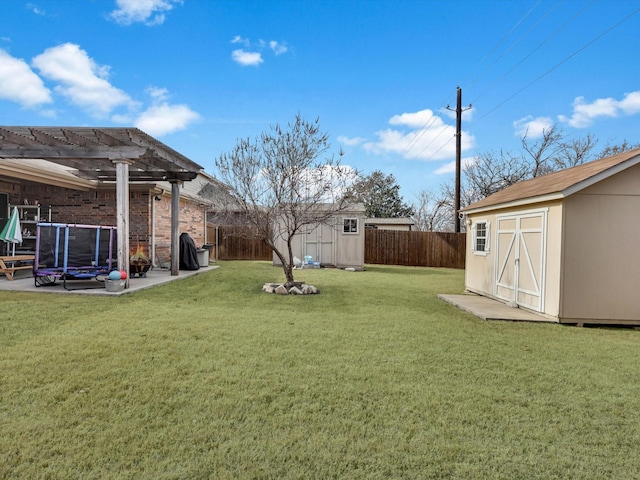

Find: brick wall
<box><xmin>153</xmin><ymin>195</ymin><xmax>206</xmax><ymax>265</ymax></box>
<box><xmin>4</xmin><ymin>180</ymin><xmax>206</xmax><ymax>264</ymax></box>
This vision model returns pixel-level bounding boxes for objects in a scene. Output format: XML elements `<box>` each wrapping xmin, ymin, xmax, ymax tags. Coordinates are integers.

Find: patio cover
<box><xmin>0</xmin><ymin>126</ymin><xmax>204</xmax><ymax>278</ymax></box>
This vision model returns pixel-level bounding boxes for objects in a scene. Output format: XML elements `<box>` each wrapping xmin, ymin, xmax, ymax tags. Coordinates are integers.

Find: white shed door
<box><xmin>495</xmin><ymin>211</ymin><xmax>546</xmax><ymax>312</ymax></box>
<box><xmin>304</xmin><ymin>223</ymin><xmax>335</xmax><ymax>265</ymax></box>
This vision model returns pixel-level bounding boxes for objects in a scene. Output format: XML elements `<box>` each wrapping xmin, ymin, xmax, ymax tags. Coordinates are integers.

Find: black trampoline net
<box><xmin>36</xmin><ymin>224</ymin><xmax>117</xmax><ymax>269</ymax></box>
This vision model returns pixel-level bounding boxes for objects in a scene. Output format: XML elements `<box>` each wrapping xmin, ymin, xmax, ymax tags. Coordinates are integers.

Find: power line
<box><xmin>404</xmin><ymin>2</ymin><xmax>555</xmax><ymax>161</ymax></box>
<box><xmin>469</xmin><ymin>0</ymin><xmax>595</xmax><ymax>106</ymax></box>
<box><xmin>462</xmin><ymin>0</ymin><xmax>550</xmax><ymax>92</ymax></box>
<box><xmin>478</xmin><ymin>4</ymin><xmax>640</xmax><ymax>122</ymax></box>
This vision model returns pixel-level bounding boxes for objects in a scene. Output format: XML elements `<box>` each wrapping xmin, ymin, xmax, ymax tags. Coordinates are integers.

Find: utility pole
<box><xmin>447</xmin><ymin>87</ymin><xmax>471</xmax><ymax>233</ymax></box>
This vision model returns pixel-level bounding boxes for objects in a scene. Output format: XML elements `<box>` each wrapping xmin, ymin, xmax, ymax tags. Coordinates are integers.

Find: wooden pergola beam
<box><xmin>0</xmin><ymin>146</ymin><xmax>147</xmax><ymax>160</ymax></box>
<box><xmin>0</xmin><ymin>126</ymin><xmax>204</xmax><ymax>282</ymax></box>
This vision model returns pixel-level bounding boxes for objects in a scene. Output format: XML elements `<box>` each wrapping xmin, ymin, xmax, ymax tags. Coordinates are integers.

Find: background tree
<box><xmin>352</xmin><ymin>170</ymin><xmax>414</xmax><ymax>218</ymax></box>
<box><xmin>412</xmin><ymin>128</ymin><xmax>637</xmax><ymax>232</ymax></box>
<box><xmin>214</xmin><ymin>114</ymin><xmax>357</xmax><ymax>289</ymax></box>
<box><xmin>411</xmin><ymin>189</ymin><xmax>450</xmax><ymax>231</ymax></box>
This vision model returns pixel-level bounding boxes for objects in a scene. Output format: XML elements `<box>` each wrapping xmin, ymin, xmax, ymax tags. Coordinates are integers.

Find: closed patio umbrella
<box><xmin>0</xmin><ymin>207</ymin><xmax>23</xmax><ymax>255</ymax></box>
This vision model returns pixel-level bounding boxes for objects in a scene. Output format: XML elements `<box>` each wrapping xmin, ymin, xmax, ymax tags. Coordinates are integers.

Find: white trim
<box><xmin>462</xmin><ymin>194</ymin><xmax>562</xmax><ymax>215</ymax></box>
<box><xmin>471</xmin><ymin>219</ymin><xmax>490</xmax><ymax>256</ymax></box>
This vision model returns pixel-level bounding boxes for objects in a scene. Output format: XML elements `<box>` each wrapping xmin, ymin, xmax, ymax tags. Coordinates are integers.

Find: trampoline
<box><xmin>34</xmin><ymin>223</ymin><xmax>117</xmax><ymax>290</ymax></box>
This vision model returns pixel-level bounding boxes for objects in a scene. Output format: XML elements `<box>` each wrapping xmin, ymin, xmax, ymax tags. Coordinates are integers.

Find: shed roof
<box><xmin>461</xmin><ymin>147</ymin><xmax>640</xmax><ymax>214</ymax></box>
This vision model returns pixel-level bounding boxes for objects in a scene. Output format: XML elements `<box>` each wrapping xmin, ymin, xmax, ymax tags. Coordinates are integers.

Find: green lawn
<box><xmin>2</xmin><ymin>261</ymin><xmax>640</xmax><ymax>479</ymax></box>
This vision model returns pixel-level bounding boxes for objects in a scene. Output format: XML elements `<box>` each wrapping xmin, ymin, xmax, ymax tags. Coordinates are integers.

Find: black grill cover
<box><xmin>179</xmin><ymin>232</ymin><xmax>200</xmax><ymax>270</ymax></box>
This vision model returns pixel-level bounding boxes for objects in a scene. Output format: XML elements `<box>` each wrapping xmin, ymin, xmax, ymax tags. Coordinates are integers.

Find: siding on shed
<box><xmin>464</xmin><ymin>200</ymin><xmax>563</xmax><ymax>319</ymax></box>
<box><xmin>560</xmin><ymin>163</ymin><xmax>640</xmax><ymax>322</ymax></box>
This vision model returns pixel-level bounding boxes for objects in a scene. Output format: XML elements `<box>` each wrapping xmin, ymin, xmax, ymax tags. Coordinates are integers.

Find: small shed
<box><xmin>461</xmin><ymin>147</ymin><xmax>640</xmax><ymax>325</ymax></box>
<box><xmin>273</xmin><ymin>203</ymin><xmax>366</xmax><ymax>270</ymax></box>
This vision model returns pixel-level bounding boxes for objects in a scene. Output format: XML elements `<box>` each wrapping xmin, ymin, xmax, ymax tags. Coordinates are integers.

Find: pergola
<box><xmin>0</xmin><ymin>126</ymin><xmax>203</xmax><ymax>279</ymax></box>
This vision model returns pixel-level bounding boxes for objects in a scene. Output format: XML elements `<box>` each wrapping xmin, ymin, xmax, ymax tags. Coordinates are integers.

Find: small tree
<box><xmin>214</xmin><ymin>114</ymin><xmax>357</xmax><ymax>289</ymax></box>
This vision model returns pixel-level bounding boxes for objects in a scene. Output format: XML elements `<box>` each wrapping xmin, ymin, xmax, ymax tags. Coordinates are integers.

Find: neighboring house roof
<box><xmin>160</xmin><ymin>170</ymin><xmax>231</xmax><ymax>206</ymax></box>
<box><xmin>365</xmin><ymin>217</ymin><xmax>415</xmax><ymax>226</ymax></box>
<box><xmin>461</xmin><ymin>147</ymin><xmax>640</xmax><ymax>214</ymax></box>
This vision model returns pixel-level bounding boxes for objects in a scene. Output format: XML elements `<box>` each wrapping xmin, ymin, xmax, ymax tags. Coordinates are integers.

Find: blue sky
<box><xmin>1</xmin><ymin>0</ymin><xmax>639</xmax><ymax>204</ymax></box>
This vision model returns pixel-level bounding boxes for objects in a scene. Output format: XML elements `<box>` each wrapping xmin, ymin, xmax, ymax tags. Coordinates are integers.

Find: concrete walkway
<box><xmin>0</xmin><ymin>264</ymin><xmax>219</xmax><ymax>296</ymax></box>
<box><xmin>438</xmin><ymin>293</ymin><xmax>554</xmax><ymax>323</ymax></box>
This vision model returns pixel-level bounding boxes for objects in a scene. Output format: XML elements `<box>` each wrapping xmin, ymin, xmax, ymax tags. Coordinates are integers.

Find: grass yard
<box><xmin>2</xmin><ymin>261</ymin><xmax>640</xmax><ymax>479</ymax></box>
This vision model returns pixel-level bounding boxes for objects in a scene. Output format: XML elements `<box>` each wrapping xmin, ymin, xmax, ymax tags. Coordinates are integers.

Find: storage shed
<box><xmin>461</xmin><ymin>147</ymin><xmax>640</xmax><ymax>325</ymax></box>
<box><xmin>273</xmin><ymin>203</ymin><xmax>366</xmax><ymax>270</ymax></box>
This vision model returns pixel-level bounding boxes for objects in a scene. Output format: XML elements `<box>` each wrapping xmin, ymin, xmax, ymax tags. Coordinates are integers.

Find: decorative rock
<box><xmin>345</xmin><ymin>267</ymin><xmax>356</xmax><ymax>272</ymax></box>
<box><xmin>262</xmin><ymin>282</ymin><xmax>319</xmax><ymax>295</ymax></box>
<box><xmin>302</xmin><ymin>285</ymin><xmax>318</xmax><ymax>294</ymax></box>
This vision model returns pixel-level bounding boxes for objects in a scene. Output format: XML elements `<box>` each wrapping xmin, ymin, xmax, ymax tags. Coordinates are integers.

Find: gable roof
<box><xmin>461</xmin><ymin>147</ymin><xmax>640</xmax><ymax>214</ymax></box>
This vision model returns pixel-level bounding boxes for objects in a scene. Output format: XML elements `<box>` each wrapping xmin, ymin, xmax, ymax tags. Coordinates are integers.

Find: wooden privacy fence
<box><xmin>208</xmin><ymin>226</ymin><xmax>466</xmax><ymax>268</ymax></box>
<box><xmin>207</xmin><ymin>226</ymin><xmax>272</xmax><ymax>261</ymax></box>
<box><xmin>365</xmin><ymin>230</ymin><xmax>466</xmax><ymax>269</ymax></box>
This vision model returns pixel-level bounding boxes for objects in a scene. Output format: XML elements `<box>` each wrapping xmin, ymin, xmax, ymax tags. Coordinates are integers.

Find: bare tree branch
<box><xmin>214</xmin><ymin>114</ymin><xmax>358</xmax><ymax>288</ymax></box>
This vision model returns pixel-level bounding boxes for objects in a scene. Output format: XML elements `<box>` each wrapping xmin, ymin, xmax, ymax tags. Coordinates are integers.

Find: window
<box><xmin>472</xmin><ymin>220</ymin><xmax>490</xmax><ymax>255</ymax></box>
<box><xmin>343</xmin><ymin>218</ymin><xmax>358</xmax><ymax>234</ymax></box>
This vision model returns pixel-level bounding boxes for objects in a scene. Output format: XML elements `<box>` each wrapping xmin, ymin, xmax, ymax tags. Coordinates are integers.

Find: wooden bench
<box><xmin>0</xmin><ymin>255</ymin><xmax>35</xmax><ymax>281</ymax></box>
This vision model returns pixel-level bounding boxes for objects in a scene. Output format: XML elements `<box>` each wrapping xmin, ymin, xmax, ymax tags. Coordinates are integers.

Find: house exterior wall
<box><xmin>464</xmin><ymin>200</ymin><xmax>563</xmax><ymax>319</ymax></box>
<box><xmin>366</xmin><ymin>224</ymin><xmax>412</xmax><ymax>231</ymax></box>
<box><xmin>560</xmin><ymin>165</ymin><xmax>640</xmax><ymax>323</ymax></box>
<box><xmin>2</xmin><ymin>180</ymin><xmax>206</xmax><ymax>267</ymax></box>
<box><xmin>364</xmin><ymin>219</ymin><xmax>414</xmax><ymax>231</ymax></box>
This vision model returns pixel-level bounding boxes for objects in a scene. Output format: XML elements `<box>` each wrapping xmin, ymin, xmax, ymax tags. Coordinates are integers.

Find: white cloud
<box><xmin>558</xmin><ymin>91</ymin><xmax>640</xmax><ymax>128</ymax></box>
<box><xmin>0</xmin><ymin>49</ymin><xmax>51</xmax><ymax>108</ymax></box>
<box><xmin>230</xmin><ymin>36</ymin><xmax>290</xmax><ymax>65</ymax></box>
<box><xmin>363</xmin><ymin>109</ymin><xmax>475</xmax><ymax>161</ymax></box>
<box><xmin>146</xmin><ymin>86</ymin><xmax>169</xmax><ymax>101</ymax></box>
<box><xmin>434</xmin><ymin>156</ymin><xmax>477</xmax><ymax>175</ymax></box>
<box><xmin>434</xmin><ymin>161</ymin><xmax>456</xmax><ymax>175</ymax></box>
<box><xmin>513</xmin><ymin>115</ymin><xmax>554</xmax><ymax>138</ymax></box>
<box><xmin>32</xmin><ymin>43</ymin><xmax>136</xmax><ymax>118</ymax></box>
<box><xmin>232</xmin><ymin>49</ymin><xmax>263</xmax><ymax>67</ymax></box>
<box><xmin>338</xmin><ymin>135</ymin><xmax>365</xmax><ymax>146</ymax></box>
<box><xmin>269</xmin><ymin>41</ymin><xmax>288</xmax><ymax>55</ymax></box>
<box><xmin>618</xmin><ymin>91</ymin><xmax>640</xmax><ymax>115</ymax></box>
<box><xmin>135</xmin><ymin>100</ymin><xmax>200</xmax><ymax>136</ymax></box>
<box><xmin>110</xmin><ymin>0</ymin><xmax>182</xmax><ymax>26</ymax></box>
<box><xmin>27</xmin><ymin>3</ymin><xmax>46</xmax><ymax>15</ymax></box>
<box><xmin>231</xmin><ymin>36</ymin><xmax>249</xmax><ymax>46</ymax></box>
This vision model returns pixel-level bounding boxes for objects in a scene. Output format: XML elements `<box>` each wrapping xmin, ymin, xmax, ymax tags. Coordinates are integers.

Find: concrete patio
<box><xmin>0</xmin><ymin>264</ymin><xmax>219</xmax><ymax>296</ymax></box>
<box><xmin>438</xmin><ymin>293</ymin><xmax>554</xmax><ymax>323</ymax></box>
